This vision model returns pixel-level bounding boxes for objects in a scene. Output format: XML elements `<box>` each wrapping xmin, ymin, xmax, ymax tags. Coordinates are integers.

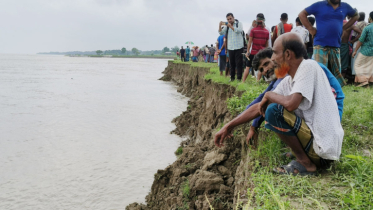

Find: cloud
<box><xmin>0</xmin><ymin>0</ymin><xmax>370</xmax><ymax>54</ymax></box>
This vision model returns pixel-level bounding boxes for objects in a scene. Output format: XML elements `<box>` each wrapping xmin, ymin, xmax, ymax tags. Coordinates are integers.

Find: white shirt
<box><xmin>273</xmin><ymin>60</ymin><xmax>344</xmax><ymax>160</ymax></box>
<box><xmin>247</xmin><ymin>26</ymin><xmax>272</xmax><ymax>48</ymax></box>
<box><xmin>291</xmin><ymin>26</ymin><xmax>310</xmax><ymax>44</ymax></box>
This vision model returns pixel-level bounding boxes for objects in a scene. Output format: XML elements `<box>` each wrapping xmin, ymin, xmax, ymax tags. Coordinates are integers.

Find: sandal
<box><xmin>273</xmin><ymin>160</ymin><xmax>316</xmax><ymax>176</ymax></box>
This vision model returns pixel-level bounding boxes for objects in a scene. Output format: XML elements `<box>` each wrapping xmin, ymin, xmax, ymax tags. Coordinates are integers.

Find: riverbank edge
<box><xmin>126</xmin><ymin>61</ymin><xmax>256</xmax><ymax>210</ymax></box>
<box><xmin>126</xmin><ymin>60</ymin><xmax>373</xmax><ymax>210</ymax></box>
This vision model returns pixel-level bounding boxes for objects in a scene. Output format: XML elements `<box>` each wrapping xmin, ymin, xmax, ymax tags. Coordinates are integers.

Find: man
<box><xmin>185</xmin><ymin>46</ymin><xmax>190</xmax><ymax>62</ymax></box>
<box><xmin>243</xmin><ymin>13</ymin><xmax>269</xmax><ymax>83</ymax></box>
<box><xmin>341</xmin><ymin>20</ymin><xmax>361</xmax><ymax>77</ymax></box>
<box><xmin>291</xmin><ymin>17</ymin><xmax>309</xmax><ymax>48</ymax></box>
<box><xmin>217</xmin><ymin>28</ymin><xmax>227</xmax><ymax>76</ymax></box>
<box><xmin>215</xmin><ymin>41</ymin><xmax>344</xmax><ymax>152</ymax></box>
<box><xmin>299</xmin><ymin>0</ymin><xmax>359</xmax><ymax>87</ymax></box>
<box><xmin>272</xmin><ymin>13</ymin><xmax>293</xmax><ymax>44</ymax></box>
<box><xmin>352</xmin><ymin>12</ymin><xmax>373</xmax><ymax>87</ymax></box>
<box><xmin>260</xmin><ymin>33</ymin><xmax>344</xmax><ymax>175</ymax></box>
<box><xmin>351</xmin><ymin>12</ymin><xmax>369</xmax><ymax>76</ymax></box>
<box><xmin>306</xmin><ymin>16</ymin><xmax>316</xmax><ymax>59</ymax></box>
<box><xmin>192</xmin><ymin>46</ymin><xmax>200</xmax><ymax>62</ymax></box>
<box><xmin>219</xmin><ymin>13</ymin><xmax>245</xmax><ymax>81</ymax></box>
<box><xmin>180</xmin><ymin>46</ymin><xmax>186</xmax><ymax>62</ymax></box>
<box><xmin>245</xmin><ymin>18</ymin><xmax>272</xmax><ymax>80</ymax></box>
<box><xmin>204</xmin><ymin>45</ymin><xmax>210</xmax><ymax>63</ymax></box>
<box><xmin>209</xmin><ymin>44</ymin><xmax>216</xmax><ymax>63</ymax></box>
<box><xmin>214</xmin><ymin>33</ymin><xmax>344</xmax><ymax>175</ymax></box>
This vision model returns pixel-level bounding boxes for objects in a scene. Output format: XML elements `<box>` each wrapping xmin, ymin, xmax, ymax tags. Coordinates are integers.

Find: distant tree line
<box><xmin>39</xmin><ymin>46</ymin><xmax>181</xmax><ymax>56</ymax></box>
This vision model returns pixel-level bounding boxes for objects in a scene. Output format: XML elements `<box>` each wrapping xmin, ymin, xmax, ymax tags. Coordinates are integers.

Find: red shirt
<box><xmin>249</xmin><ymin>26</ymin><xmax>269</xmax><ymax>55</ymax></box>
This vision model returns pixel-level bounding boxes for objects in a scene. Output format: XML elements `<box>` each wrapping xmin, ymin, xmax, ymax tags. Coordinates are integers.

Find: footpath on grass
<box><xmin>126</xmin><ymin>60</ymin><xmax>373</xmax><ymax>210</ymax></box>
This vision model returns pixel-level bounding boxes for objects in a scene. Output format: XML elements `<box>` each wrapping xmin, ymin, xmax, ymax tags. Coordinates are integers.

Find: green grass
<box><xmin>175</xmin><ymin>147</ymin><xmax>183</xmax><ymax>156</ymax></box>
<box><xmin>172</xmin><ymin>60</ymin><xmax>373</xmax><ymax>209</ymax></box>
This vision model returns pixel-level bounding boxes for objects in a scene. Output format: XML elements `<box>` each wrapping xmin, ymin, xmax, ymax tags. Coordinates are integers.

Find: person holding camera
<box><xmin>219</xmin><ymin>13</ymin><xmax>245</xmax><ymax>81</ymax></box>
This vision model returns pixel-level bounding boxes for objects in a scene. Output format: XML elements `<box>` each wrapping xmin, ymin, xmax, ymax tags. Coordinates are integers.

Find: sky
<box><xmin>0</xmin><ymin>0</ymin><xmax>371</xmax><ymax>54</ymax></box>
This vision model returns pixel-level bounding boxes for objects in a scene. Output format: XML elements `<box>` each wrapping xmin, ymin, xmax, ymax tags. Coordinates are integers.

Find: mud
<box><xmin>126</xmin><ymin>61</ymin><xmax>251</xmax><ymax>210</ymax></box>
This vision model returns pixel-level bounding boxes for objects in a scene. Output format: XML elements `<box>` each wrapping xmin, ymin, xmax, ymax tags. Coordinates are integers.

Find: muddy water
<box><xmin>0</xmin><ymin>54</ymin><xmax>187</xmax><ymax>209</ymax></box>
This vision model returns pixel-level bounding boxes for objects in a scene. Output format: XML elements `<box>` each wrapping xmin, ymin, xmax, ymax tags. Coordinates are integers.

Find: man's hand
<box><xmin>352</xmin><ymin>51</ymin><xmax>357</xmax><ymax>58</ymax></box>
<box><xmin>308</xmin><ymin>27</ymin><xmax>317</xmax><ymax>37</ymax></box>
<box><xmin>227</xmin><ymin>23</ymin><xmax>234</xmax><ymax>30</ymax></box>
<box><xmin>214</xmin><ymin>126</ymin><xmax>233</xmax><ymax>148</ymax></box>
<box><xmin>246</xmin><ymin>126</ymin><xmax>258</xmax><ymax>148</ymax></box>
<box><xmin>219</xmin><ymin>21</ymin><xmax>224</xmax><ymax>26</ymax></box>
<box><xmin>217</xmin><ymin>49</ymin><xmax>221</xmax><ymax>54</ymax></box>
<box><xmin>259</xmin><ymin>93</ymin><xmax>270</xmax><ymax>117</ymax></box>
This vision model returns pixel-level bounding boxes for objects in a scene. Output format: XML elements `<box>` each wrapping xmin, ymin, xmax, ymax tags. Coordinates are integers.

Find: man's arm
<box><xmin>265</xmin><ymin>39</ymin><xmax>269</xmax><ymax>48</ymax></box>
<box><xmin>246</xmin><ymin>37</ymin><xmax>253</xmax><ymax>55</ymax></box>
<box><xmin>350</xmin><ymin>25</ymin><xmax>363</xmax><ymax>43</ymax></box>
<box><xmin>299</xmin><ymin>10</ymin><xmax>316</xmax><ymax>37</ymax></box>
<box><xmin>352</xmin><ymin>41</ymin><xmax>363</xmax><ymax>58</ymax></box>
<box><xmin>343</xmin><ymin>13</ymin><xmax>359</xmax><ymax>30</ymax></box>
<box><xmin>214</xmin><ymin>103</ymin><xmax>261</xmax><ymax>147</ymax></box>
<box><xmin>231</xmin><ymin>22</ymin><xmax>243</xmax><ymax>33</ymax></box>
<box><xmin>260</xmin><ymin>92</ymin><xmax>303</xmax><ymax>115</ymax></box>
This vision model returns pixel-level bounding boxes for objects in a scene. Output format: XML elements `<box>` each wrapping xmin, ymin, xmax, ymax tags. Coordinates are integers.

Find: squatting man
<box><xmin>214</xmin><ymin>33</ymin><xmax>345</xmax><ymax>176</ymax></box>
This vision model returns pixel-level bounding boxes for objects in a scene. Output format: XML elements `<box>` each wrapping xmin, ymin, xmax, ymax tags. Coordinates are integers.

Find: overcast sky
<box><xmin>0</xmin><ymin>0</ymin><xmax>371</xmax><ymax>54</ymax></box>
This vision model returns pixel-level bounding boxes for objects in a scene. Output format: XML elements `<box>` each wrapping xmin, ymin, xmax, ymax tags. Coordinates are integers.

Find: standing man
<box><xmin>217</xmin><ymin>28</ymin><xmax>227</xmax><ymax>76</ymax></box>
<box><xmin>204</xmin><ymin>45</ymin><xmax>210</xmax><ymax>63</ymax></box>
<box><xmin>185</xmin><ymin>46</ymin><xmax>190</xmax><ymax>62</ymax></box>
<box><xmin>291</xmin><ymin>17</ymin><xmax>309</xmax><ymax>48</ymax></box>
<box><xmin>341</xmin><ymin>20</ymin><xmax>361</xmax><ymax>78</ymax></box>
<box><xmin>219</xmin><ymin>13</ymin><xmax>245</xmax><ymax>81</ymax></box>
<box><xmin>243</xmin><ymin>13</ymin><xmax>269</xmax><ymax>83</ymax></box>
<box><xmin>180</xmin><ymin>46</ymin><xmax>186</xmax><ymax>62</ymax></box>
<box><xmin>306</xmin><ymin>16</ymin><xmax>316</xmax><ymax>59</ymax></box>
<box><xmin>209</xmin><ymin>44</ymin><xmax>216</xmax><ymax>63</ymax></box>
<box><xmin>299</xmin><ymin>0</ymin><xmax>359</xmax><ymax>87</ymax></box>
<box><xmin>272</xmin><ymin>13</ymin><xmax>293</xmax><ymax>44</ymax></box>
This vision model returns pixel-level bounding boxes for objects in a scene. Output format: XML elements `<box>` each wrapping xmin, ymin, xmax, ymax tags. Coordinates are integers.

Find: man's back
<box><xmin>250</xmin><ymin>26</ymin><xmax>269</xmax><ymax>55</ymax></box>
<box><xmin>291</xmin><ymin>26</ymin><xmax>309</xmax><ymax>44</ymax></box>
<box><xmin>305</xmin><ymin>1</ymin><xmax>356</xmax><ymax>47</ymax></box>
<box><xmin>180</xmin><ymin>49</ymin><xmax>185</xmax><ymax>55</ymax></box>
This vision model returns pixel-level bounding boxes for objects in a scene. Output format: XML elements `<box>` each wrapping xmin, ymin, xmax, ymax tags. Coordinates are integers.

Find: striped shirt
<box><xmin>249</xmin><ymin>26</ymin><xmax>269</xmax><ymax>55</ymax></box>
<box><xmin>359</xmin><ymin>23</ymin><xmax>373</xmax><ymax>57</ymax></box>
<box><xmin>219</xmin><ymin>21</ymin><xmax>244</xmax><ymax>50</ymax></box>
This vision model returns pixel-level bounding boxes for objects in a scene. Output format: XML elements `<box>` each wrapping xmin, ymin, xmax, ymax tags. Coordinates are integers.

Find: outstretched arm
<box><xmin>214</xmin><ymin>103</ymin><xmax>261</xmax><ymax>147</ymax></box>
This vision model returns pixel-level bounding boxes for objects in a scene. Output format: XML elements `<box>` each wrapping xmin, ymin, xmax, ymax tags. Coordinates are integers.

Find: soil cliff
<box><xmin>126</xmin><ymin>61</ymin><xmax>251</xmax><ymax>210</ymax></box>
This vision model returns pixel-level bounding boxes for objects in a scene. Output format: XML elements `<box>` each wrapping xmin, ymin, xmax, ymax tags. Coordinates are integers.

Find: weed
<box><xmin>175</xmin><ymin>147</ymin><xmax>183</xmax><ymax>156</ymax></box>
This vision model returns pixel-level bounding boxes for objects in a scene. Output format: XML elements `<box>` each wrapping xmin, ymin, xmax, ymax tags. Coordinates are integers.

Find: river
<box><xmin>0</xmin><ymin>54</ymin><xmax>187</xmax><ymax>209</ymax></box>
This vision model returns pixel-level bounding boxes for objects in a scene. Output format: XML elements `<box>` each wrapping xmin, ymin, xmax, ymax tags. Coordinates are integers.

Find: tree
<box><xmin>162</xmin><ymin>47</ymin><xmax>170</xmax><ymax>54</ymax></box>
<box><xmin>132</xmin><ymin>48</ymin><xmax>140</xmax><ymax>56</ymax></box>
<box><xmin>96</xmin><ymin>50</ymin><xmax>103</xmax><ymax>55</ymax></box>
<box><xmin>171</xmin><ymin>46</ymin><xmax>180</xmax><ymax>54</ymax></box>
<box><xmin>121</xmin><ymin>47</ymin><xmax>126</xmax><ymax>54</ymax></box>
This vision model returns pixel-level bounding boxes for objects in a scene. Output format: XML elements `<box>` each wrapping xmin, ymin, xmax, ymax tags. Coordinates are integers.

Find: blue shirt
<box><xmin>185</xmin><ymin>48</ymin><xmax>190</xmax><ymax>55</ymax></box>
<box><xmin>318</xmin><ymin>63</ymin><xmax>344</xmax><ymax>121</ymax></box>
<box><xmin>217</xmin><ymin>35</ymin><xmax>226</xmax><ymax>56</ymax></box>
<box><xmin>245</xmin><ymin>62</ymin><xmax>345</xmax><ymax>128</ymax></box>
<box><xmin>305</xmin><ymin>1</ymin><xmax>356</xmax><ymax>48</ymax></box>
<box><xmin>245</xmin><ymin>78</ymin><xmax>284</xmax><ymax>128</ymax></box>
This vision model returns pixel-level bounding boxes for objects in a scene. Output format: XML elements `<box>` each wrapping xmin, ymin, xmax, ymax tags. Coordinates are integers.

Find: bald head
<box><xmin>274</xmin><ymin>32</ymin><xmax>307</xmax><ymax>59</ymax></box>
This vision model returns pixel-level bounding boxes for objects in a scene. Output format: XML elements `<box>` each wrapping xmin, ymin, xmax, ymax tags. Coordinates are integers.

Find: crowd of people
<box><xmin>210</xmin><ymin>0</ymin><xmax>373</xmax><ymax>176</ymax></box>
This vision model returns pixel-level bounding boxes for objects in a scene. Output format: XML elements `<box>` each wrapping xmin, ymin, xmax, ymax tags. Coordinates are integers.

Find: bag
<box><xmin>226</xmin><ymin>19</ymin><xmax>247</xmax><ymax>51</ymax></box>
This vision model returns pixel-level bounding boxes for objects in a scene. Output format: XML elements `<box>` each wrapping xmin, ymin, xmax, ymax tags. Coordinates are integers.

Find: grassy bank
<box><xmin>172</xmin><ymin>60</ymin><xmax>373</xmax><ymax>209</ymax></box>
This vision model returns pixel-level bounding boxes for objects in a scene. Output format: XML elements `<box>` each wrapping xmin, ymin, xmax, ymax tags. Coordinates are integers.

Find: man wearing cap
<box><xmin>243</xmin><ymin>13</ymin><xmax>270</xmax><ymax>82</ymax></box>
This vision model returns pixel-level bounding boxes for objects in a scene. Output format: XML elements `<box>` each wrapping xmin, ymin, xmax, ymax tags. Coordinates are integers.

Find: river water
<box><xmin>0</xmin><ymin>54</ymin><xmax>187</xmax><ymax>209</ymax></box>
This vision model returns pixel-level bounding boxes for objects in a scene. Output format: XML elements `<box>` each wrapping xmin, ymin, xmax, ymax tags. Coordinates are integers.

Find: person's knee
<box><xmin>265</xmin><ymin>103</ymin><xmax>281</xmax><ymax>123</ymax></box>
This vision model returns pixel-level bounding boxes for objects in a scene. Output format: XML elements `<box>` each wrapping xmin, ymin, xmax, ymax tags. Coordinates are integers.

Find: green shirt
<box><xmin>359</xmin><ymin>23</ymin><xmax>373</xmax><ymax>57</ymax></box>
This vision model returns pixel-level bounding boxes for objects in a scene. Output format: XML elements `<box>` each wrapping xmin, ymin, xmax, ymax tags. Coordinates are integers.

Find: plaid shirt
<box><xmin>219</xmin><ymin>21</ymin><xmax>244</xmax><ymax>50</ymax></box>
<box><xmin>359</xmin><ymin>23</ymin><xmax>373</xmax><ymax>57</ymax></box>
